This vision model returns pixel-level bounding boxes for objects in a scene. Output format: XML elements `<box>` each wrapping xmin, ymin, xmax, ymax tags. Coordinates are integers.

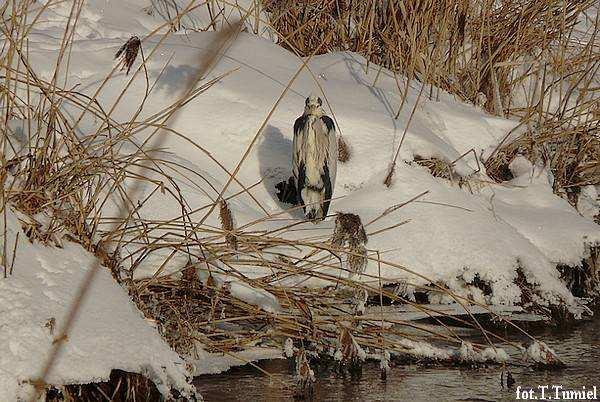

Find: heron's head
<box><xmin>304</xmin><ymin>95</ymin><xmax>324</xmax><ymax>116</ymax></box>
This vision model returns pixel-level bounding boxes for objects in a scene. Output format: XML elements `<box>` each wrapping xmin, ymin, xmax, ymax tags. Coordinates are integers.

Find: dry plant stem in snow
<box><xmin>0</xmin><ymin>1</ymin><xmax>248</xmax><ymax>397</ymax></box>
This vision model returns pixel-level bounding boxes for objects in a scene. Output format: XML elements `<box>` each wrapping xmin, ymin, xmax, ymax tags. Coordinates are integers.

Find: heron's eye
<box><xmin>305</xmin><ymin>98</ymin><xmax>310</xmax><ymax>106</ymax></box>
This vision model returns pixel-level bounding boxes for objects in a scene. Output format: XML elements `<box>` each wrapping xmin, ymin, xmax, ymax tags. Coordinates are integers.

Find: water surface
<box><xmin>195</xmin><ymin>318</ymin><xmax>600</xmax><ymax>401</ymax></box>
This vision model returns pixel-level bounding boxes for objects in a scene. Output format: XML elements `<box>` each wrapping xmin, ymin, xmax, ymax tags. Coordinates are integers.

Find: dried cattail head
<box><xmin>333</xmin><ymin>213</ymin><xmax>368</xmax><ymax>275</ymax></box>
<box><xmin>115</xmin><ymin>36</ymin><xmax>141</xmax><ymax>75</ymax></box>
<box><xmin>219</xmin><ymin>199</ymin><xmax>237</xmax><ymax>250</ymax></box>
<box><xmin>332</xmin><ymin>212</ymin><xmax>367</xmax><ymax>247</ymax></box>
<box><xmin>205</xmin><ymin>273</ymin><xmax>217</xmax><ymax>291</ymax></box>
<box><xmin>348</xmin><ymin>243</ymin><xmax>368</xmax><ymax>275</ymax></box>
<box><xmin>383</xmin><ymin>163</ymin><xmax>395</xmax><ymax>187</ymax></box>
<box><xmin>337</xmin><ymin>135</ymin><xmax>351</xmax><ymax>163</ymax></box>
<box><xmin>181</xmin><ymin>263</ymin><xmax>198</xmax><ymax>284</ymax></box>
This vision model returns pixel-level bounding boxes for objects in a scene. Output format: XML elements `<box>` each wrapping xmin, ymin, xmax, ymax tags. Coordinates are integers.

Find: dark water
<box><xmin>195</xmin><ymin>319</ymin><xmax>600</xmax><ymax>401</ymax></box>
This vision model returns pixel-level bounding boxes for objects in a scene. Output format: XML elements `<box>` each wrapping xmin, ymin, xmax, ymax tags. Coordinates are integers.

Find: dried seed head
<box><xmin>219</xmin><ymin>199</ymin><xmax>237</xmax><ymax>250</ymax></box>
<box><xmin>294</xmin><ymin>349</ymin><xmax>315</xmax><ymax>399</ymax></box>
<box><xmin>115</xmin><ymin>36</ymin><xmax>141</xmax><ymax>75</ymax></box>
<box><xmin>182</xmin><ymin>264</ymin><xmax>198</xmax><ymax>283</ymax></box>
<box><xmin>383</xmin><ymin>163</ymin><xmax>395</xmax><ymax>187</ymax></box>
<box><xmin>333</xmin><ymin>212</ymin><xmax>367</xmax><ymax>247</ymax></box>
<box><xmin>348</xmin><ymin>243</ymin><xmax>368</xmax><ymax>275</ymax></box>
<box><xmin>338</xmin><ymin>327</ymin><xmax>365</xmax><ymax>364</ymax></box>
<box><xmin>333</xmin><ymin>213</ymin><xmax>368</xmax><ymax>276</ymax></box>
<box><xmin>337</xmin><ymin>135</ymin><xmax>351</xmax><ymax>163</ymax></box>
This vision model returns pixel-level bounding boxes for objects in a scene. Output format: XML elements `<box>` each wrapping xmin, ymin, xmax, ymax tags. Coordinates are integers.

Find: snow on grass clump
<box><xmin>525</xmin><ymin>341</ymin><xmax>564</xmax><ymax>367</ymax></box>
<box><xmin>0</xmin><ymin>210</ymin><xmax>196</xmax><ymax>401</ymax></box>
<box><xmin>197</xmin><ymin>265</ymin><xmax>282</xmax><ymax>314</ymax></box>
<box><xmin>457</xmin><ymin>342</ymin><xmax>510</xmax><ymax>364</ymax></box>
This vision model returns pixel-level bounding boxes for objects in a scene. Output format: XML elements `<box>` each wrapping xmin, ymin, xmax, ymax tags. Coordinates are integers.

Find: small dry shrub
<box><xmin>413</xmin><ymin>156</ymin><xmax>466</xmax><ymax>184</ymax></box>
<box><xmin>483</xmin><ymin>147</ymin><xmax>518</xmax><ymax>183</ymax></box>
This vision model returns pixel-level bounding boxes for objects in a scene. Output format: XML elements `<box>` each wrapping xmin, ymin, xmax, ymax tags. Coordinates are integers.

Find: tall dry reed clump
<box><xmin>265</xmin><ymin>0</ymin><xmax>599</xmax><ymax>206</ymax></box>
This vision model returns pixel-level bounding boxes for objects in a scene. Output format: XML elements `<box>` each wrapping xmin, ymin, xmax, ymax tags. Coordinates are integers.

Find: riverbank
<box><xmin>195</xmin><ymin>317</ymin><xmax>600</xmax><ymax>401</ymax></box>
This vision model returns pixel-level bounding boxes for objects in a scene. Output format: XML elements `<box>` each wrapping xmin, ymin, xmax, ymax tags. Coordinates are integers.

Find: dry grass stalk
<box><xmin>383</xmin><ymin>163</ymin><xmax>395</xmax><ymax>188</ymax></box>
<box><xmin>0</xmin><ymin>4</ymin><xmax>248</xmax><ymax>397</ymax></box>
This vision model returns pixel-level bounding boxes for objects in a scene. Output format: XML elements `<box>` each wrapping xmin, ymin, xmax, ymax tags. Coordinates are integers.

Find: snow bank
<box><xmin>0</xmin><ymin>209</ymin><xmax>195</xmax><ymax>401</ymax></box>
<box><xmin>19</xmin><ymin>0</ymin><xmax>600</xmax><ymax>309</ymax></box>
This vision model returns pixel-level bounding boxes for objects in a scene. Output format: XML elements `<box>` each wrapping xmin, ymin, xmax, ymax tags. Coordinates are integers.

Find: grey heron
<box><xmin>292</xmin><ymin>95</ymin><xmax>338</xmax><ymax>221</ymax></box>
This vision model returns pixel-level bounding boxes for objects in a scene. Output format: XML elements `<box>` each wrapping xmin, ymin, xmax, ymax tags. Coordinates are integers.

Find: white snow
<box><xmin>2</xmin><ymin>0</ymin><xmax>600</xmax><ymax>397</ymax></box>
<box><xmin>284</xmin><ymin>338</ymin><xmax>296</xmax><ymax>358</ymax></box>
<box><xmin>0</xmin><ymin>209</ymin><xmax>196</xmax><ymax>401</ymax></box>
<box><xmin>196</xmin><ymin>265</ymin><xmax>281</xmax><ymax>313</ymax></box>
<box><xmin>525</xmin><ymin>341</ymin><xmax>562</xmax><ymax>366</ymax></box>
<box><xmin>63</xmin><ymin>24</ymin><xmax>599</xmax><ymax>313</ymax></box>
<box><xmin>187</xmin><ymin>346</ymin><xmax>283</xmax><ymax>376</ymax></box>
<box><xmin>457</xmin><ymin>342</ymin><xmax>510</xmax><ymax>364</ymax></box>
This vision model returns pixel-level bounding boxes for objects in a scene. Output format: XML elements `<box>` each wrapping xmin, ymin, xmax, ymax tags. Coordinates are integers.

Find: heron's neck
<box><xmin>304</xmin><ymin>108</ymin><xmax>324</xmax><ymax>117</ymax></box>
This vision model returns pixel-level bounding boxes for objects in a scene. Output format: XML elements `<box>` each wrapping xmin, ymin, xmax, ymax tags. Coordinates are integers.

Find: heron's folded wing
<box><xmin>321</xmin><ymin>115</ymin><xmax>337</xmax><ymax>190</ymax></box>
<box><xmin>292</xmin><ymin>115</ymin><xmax>306</xmax><ymax>179</ymax></box>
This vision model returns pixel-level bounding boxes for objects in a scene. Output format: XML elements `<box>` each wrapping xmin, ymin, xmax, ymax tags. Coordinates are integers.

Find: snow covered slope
<box><xmin>18</xmin><ymin>0</ymin><xmax>600</xmax><ymax>307</ymax></box>
<box><xmin>0</xmin><ymin>210</ymin><xmax>195</xmax><ymax>401</ymax></box>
